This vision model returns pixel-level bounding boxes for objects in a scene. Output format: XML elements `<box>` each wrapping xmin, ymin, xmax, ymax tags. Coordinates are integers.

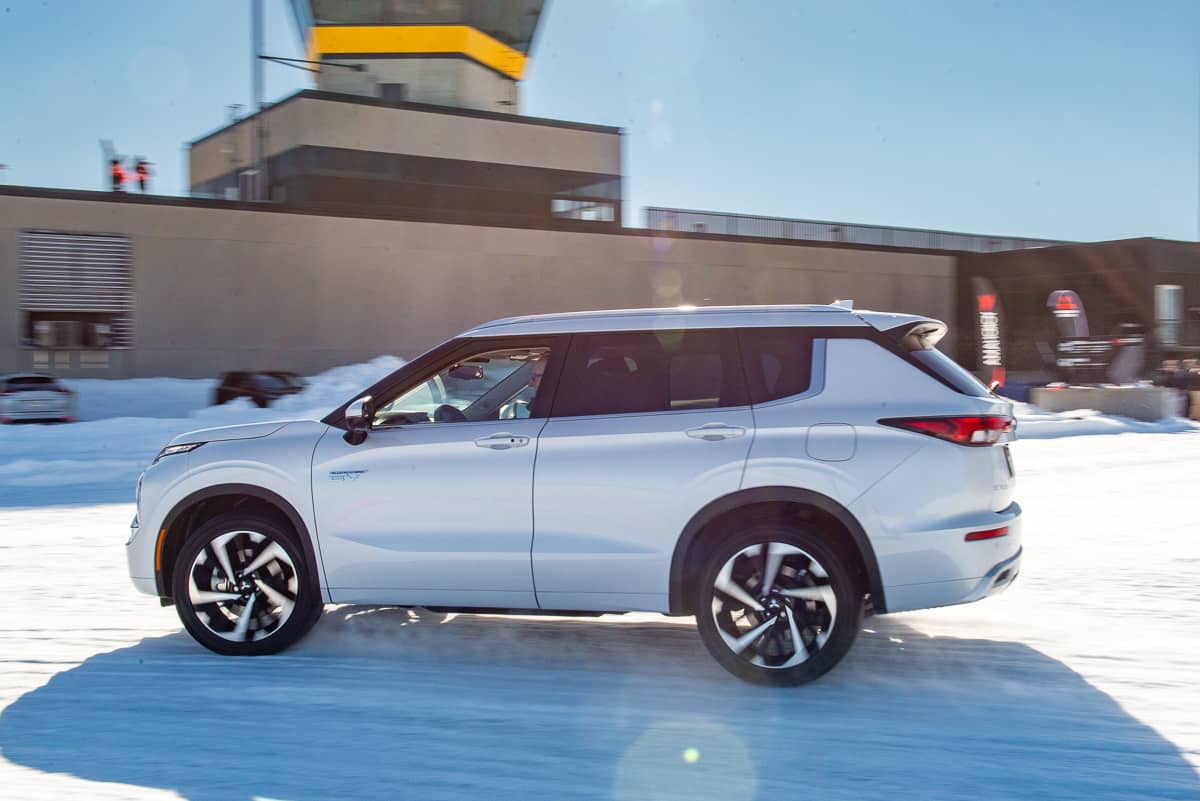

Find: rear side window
<box><xmin>254</xmin><ymin>373</ymin><xmax>291</xmax><ymax>392</ymax></box>
<box><xmin>910</xmin><ymin>348</ymin><xmax>992</xmax><ymax>397</ymax></box>
<box><xmin>552</xmin><ymin>329</ymin><xmax>746</xmax><ymax>417</ymax></box>
<box><xmin>738</xmin><ymin>328</ymin><xmax>814</xmax><ymax>403</ymax></box>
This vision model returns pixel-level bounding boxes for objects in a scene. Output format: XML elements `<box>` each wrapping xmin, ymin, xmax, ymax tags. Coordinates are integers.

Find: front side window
<box><xmin>373</xmin><ymin>345</ymin><xmax>552</xmax><ymax>426</ymax></box>
<box><xmin>552</xmin><ymin>330</ymin><xmax>745</xmax><ymax>417</ymax></box>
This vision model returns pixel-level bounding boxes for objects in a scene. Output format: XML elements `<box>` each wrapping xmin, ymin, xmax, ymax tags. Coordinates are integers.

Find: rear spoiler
<box><xmin>855</xmin><ymin>312</ymin><xmax>948</xmax><ymax>351</ymax></box>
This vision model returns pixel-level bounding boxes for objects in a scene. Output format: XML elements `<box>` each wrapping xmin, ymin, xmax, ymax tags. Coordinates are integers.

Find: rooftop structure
<box><xmin>647</xmin><ymin>207</ymin><xmax>1068</xmax><ymax>253</ymax></box>
<box><xmin>288</xmin><ymin>0</ymin><xmax>545</xmax><ymax>113</ymax></box>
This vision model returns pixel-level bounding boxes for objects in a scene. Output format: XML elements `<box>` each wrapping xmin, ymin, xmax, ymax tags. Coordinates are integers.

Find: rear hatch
<box><xmin>863</xmin><ymin>314</ymin><xmax>1017</xmax><ymax>513</ymax></box>
<box><xmin>4</xmin><ymin>377</ymin><xmax>71</xmax><ymax>417</ymax></box>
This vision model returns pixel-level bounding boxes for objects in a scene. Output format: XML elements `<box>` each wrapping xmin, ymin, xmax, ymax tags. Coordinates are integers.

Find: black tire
<box><xmin>693</xmin><ymin>519</ymin><xmax>864</xmax><ymax>685</ymax></box>
<box><xmin>171</xmin><ymin>512</ymin><xmax>323</xmax><ymax>656</ymax></box>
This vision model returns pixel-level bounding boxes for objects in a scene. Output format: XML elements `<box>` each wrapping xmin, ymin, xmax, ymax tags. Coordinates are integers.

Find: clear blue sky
<box><xmin>2</xmin><ymin>0</ymin><xmax>1198</xmax><ymax>242</ymax></box>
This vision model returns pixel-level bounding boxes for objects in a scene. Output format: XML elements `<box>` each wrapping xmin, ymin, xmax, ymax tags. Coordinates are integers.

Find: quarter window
<box><xmin>738</xmin><ymin>328</ymin><xmax>815</xmax><ymax>403</ymax></box>
<box><xmin>552</xmin><ymin>330</ymin><xmax>746</xmax><ymax>417</ymax></box>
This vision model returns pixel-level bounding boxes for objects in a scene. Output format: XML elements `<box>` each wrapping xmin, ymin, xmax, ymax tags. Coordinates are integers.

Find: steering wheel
<box><xmin>433</xmin><ymin>403</ymin><xmax>468</xmax><ymax>423</ymax></box>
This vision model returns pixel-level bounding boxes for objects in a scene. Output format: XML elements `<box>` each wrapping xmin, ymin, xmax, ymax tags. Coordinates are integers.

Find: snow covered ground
<box><xmin>0</xmin><ymin>365</ymin><xmax>1198</xmax><ymax>800</ymax></box>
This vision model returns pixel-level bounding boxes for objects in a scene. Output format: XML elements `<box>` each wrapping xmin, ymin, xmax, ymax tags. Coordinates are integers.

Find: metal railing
<box><xmin>645</xmin><ymin>207</ymin><xmax>1067</xmax><ymax>253</ymax></box>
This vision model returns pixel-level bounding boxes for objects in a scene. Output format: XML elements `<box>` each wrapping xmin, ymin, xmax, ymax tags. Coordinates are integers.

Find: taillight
<box><xmin>881</xmin><ymin>415</ymin><xmax>1013</xmax><ymax>446</ymax></box>
<box><xmin>965</xmin><ymin>526</ymin><xmax>1008</xmax><ymax>542</ymax></box>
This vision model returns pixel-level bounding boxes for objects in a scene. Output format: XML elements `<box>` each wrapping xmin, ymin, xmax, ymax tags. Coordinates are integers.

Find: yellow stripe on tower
<box><xmin>308</xmin><ymin>25</ymin><xmax>527</xmax><ymax>81</ymax></box>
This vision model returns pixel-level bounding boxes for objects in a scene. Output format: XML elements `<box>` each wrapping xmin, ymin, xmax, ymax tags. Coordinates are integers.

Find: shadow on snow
<box><xmin>1</xmin><ymin>609</ymin><xmax>1197</xmax><ymax>801</ymax></box>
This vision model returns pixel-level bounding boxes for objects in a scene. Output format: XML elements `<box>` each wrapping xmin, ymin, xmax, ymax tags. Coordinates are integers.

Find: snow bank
<box><xmin>62</xmin><ymin>377</ymin><xmax>216</xmax><ymax>421</ymax></box>
<box><xmin>1014</xmin><ymin>403</ymin><xmax>1200</xmax><ymax>439</ymax></box>
<box><xmin>0</xmin><ymin>356</ymin><xmax>405</xmax><ymax>507</ymax></box>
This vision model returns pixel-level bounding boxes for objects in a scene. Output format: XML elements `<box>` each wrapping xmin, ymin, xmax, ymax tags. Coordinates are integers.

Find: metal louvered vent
<box><xmin>19</xmin><ymin>230</ymin><xmax>134</xmax><ymax>348</ymax></box>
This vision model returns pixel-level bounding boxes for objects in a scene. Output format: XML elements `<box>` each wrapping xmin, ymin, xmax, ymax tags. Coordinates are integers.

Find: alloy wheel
<box><xmin>710</xmin><ymin>542</ymin><xmax>838</xmax><ymax>669</ymax></box>
<box><xmin>186</xmin><ymin>529</ymin><xmax>300</xmax><ymax>643</ymax></box>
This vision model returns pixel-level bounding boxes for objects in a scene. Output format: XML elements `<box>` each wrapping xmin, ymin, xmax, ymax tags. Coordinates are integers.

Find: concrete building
<box><xmin>957</xmin><ymin>238</ymin><xmax>1200</xmax><ymax>375</ymax></box>
<box><xmin>189</xmin><ymin>90</ymin><xmax>622</xmax><ymax>227</ymax></box>
<box><xmin>0</xmin><ymin>187</ymin><xmax>956</xmax><ymax>379</ymax></box>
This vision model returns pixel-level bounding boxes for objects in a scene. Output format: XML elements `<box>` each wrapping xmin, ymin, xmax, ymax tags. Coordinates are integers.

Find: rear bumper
<box><xmin>957</xmin><ymin>546</ymin><xmax>1022</xmax><ymax>604</ymax></box>
<box><xmin>2</xmin><ymin>406</ymin><xmax>71</xmax><ymax>421</ymax></box>
<box><xmin>877</xmin><ymin>503</ymin><xmax>1023</xmax><ymax>613</ymax></box>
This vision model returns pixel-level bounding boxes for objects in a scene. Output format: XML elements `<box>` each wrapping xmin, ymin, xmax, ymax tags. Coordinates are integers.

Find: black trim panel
<box><xmin>667</xmin><ymin>486</ymin><xmax>887</xmax><ymax>615</ymax></box>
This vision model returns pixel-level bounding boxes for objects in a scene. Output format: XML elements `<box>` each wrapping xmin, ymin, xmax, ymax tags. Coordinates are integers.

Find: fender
<box><xmin>154</xmin><ymin>483</ymin><xmax>324</xmax><ymax>599</ymax></box>
<box><xmin>668</xmin><ymin>486</ymin><xmax>887</xmax><ymax>614</ymax></box>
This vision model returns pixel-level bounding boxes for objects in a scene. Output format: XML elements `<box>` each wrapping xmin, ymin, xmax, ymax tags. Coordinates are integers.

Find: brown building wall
<box><xmin>958</xmin><ymin>238</ymin><xmax>1200</xmax><ymax>373</ymax></box>
<box><xmin>189</xmin><ymin>92</ymin><xmax>622</xmax><ymax>189</ymax></box>
<box><xmin>0</xmin><ymin>191</ymin><xmax>956</xmax><ymax>379</ymax></box>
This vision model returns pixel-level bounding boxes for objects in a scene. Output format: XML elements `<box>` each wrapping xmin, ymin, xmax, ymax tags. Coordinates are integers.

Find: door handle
<box><xmin>685</xmin><ymin>423</ymin><xmax>747</xmax><ymax>441</ymax></box>
<box><xmin>474</xmin><ymin>433</ymin><xmax>530</xmax><ymax>450</ymax></box>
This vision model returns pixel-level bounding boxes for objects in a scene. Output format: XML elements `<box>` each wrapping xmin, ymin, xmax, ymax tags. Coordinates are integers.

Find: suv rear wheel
<box><xmin>693</xmin><ymin>521</ymin><xmax>864</xmax><ymax>685</ymax></box>
<box><xmin>172</xmin><ymin>512</ymin><xmax>322</xmax><ymax>655</ymax></box>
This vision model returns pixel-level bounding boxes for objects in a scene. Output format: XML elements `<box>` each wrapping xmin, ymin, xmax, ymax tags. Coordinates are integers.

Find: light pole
<box><xmin>251</xmin><ymin>0</ymin><xmax>265</xmax><ymax>201</ymax></box>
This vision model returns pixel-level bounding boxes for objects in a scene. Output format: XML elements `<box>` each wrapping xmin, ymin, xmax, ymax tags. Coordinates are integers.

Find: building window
<box><xmin>551</xmin><ymin>198</ymin><xmax>615</xmax><ymax>222</ymax></box>
<box><xmin>19</xmin><ymin>231</ymin><xmax>134</xmax><ymax>350</ymax></box>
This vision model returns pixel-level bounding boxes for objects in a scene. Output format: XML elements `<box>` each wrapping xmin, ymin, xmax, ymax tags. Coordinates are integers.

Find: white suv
<box><xmin>127</xmin><ymin>304</ymin><xmax>1022</xmax><ymax>685</ymax></box>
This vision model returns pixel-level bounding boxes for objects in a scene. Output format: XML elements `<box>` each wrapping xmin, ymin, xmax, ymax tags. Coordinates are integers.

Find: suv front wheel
<box><xmin>172</xmin><ymin>512</ymin><xmax>322</xmax><ymax>656</ymax></box>
<box><xmin>694</xmin><ymin>520</ymin><xmax>864</xmax><ymax>685</ymax></box>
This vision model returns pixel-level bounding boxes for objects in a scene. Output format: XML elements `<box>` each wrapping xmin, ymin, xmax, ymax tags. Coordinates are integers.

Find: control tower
<box><xmin>289</xmin><ymin>0</ymin><xmax>545</xmax><ymax>112</ymax></box>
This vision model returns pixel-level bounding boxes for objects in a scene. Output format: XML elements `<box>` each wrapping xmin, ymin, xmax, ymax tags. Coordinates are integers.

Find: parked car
<box><xmin>128</xmin><ymin>303</ymin><xmax>1021</xmax><ymax>685</ymax></box>
<box><xmin>0</xmin><ymin>373</ymin><xmax>76</xmax><ymax>423</ymax></box>
<box><xmin>213</xmin><ymin>371</ymin><xmax>306</xmax><ymax>408</ymax></box>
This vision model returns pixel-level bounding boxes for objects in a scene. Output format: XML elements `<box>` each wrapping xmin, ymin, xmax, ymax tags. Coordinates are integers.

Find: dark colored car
<box><xmin>213</xmin><ymin>371</ymin><xmax>306</xmax><ymax>408</ymax></box>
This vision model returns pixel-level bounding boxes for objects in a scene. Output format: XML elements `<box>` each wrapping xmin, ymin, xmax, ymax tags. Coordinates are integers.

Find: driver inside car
<box><xmin>499</xmin><ymin>354</ymin><xmax>548</xmax><ymax>419</ymax></box>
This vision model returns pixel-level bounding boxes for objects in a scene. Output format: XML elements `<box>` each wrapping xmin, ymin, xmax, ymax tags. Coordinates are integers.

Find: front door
<box><xmin>311</xmin><ymin>339</ymin><xmax>559</xmax><ymax>607</ymax></box>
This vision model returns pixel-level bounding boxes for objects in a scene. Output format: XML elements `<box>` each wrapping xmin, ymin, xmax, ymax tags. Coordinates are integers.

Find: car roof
<box><xmin>0</xmin><ymin>372</ymin><xmax>60</xmax><ymax>381</ymax></box>
<box><xmin>461</xmin><ymin>304</ymin><xmax>938</xmax><ymax>337</ymax></box>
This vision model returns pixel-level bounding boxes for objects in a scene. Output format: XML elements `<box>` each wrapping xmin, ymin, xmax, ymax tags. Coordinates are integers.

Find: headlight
<box><xmin>153</xmin><ymin>442</ymin><xmax>205</xmax><ymax>464</ymax></box>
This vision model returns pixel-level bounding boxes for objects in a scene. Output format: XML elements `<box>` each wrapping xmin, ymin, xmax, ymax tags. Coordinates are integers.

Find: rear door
<box><xmin>532</xmin><ymin>328</ymin><xmax>753</xmax><ymax>612</ymax></box>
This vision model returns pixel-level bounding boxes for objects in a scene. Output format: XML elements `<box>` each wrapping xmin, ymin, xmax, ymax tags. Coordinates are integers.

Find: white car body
<box><xmin>127</xmin><ymin>304</ymin><xmax>1021</xmax><ymax>680</ymax></box>
<box><xmin>0</xmin><ymin>373</ymin><xmax>76</xmax><ymax>423</ymax></box>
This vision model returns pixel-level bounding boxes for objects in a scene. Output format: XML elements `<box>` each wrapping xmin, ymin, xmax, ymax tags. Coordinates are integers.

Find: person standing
<box><xmin>134</xmin><ymin>159</ymin><xmax>152</xmax><ymax>193</ymax></box>
<box><xmin>109</xmin><ymin>158</ymin><xmax>126</xmax><ymax>192</ymax></box>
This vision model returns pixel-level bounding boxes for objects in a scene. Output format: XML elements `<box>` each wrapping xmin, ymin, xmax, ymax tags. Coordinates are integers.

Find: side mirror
<box><xmin>343</xmin><ymin>395</ymin><xmax>374</xmax><ymax>445</ymax></box>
